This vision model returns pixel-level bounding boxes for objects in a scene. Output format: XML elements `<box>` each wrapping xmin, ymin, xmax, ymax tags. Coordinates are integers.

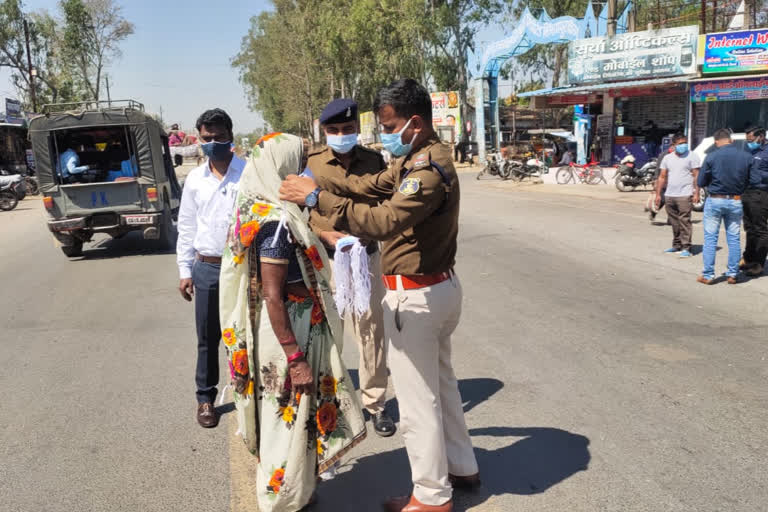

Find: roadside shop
<box><xmin>520</xmin><ymin>25</ymin><xmax>700</xmax><ymax>166</ymax></box>
<box><xmin>689</xmin><ymin>27</ymin><xmax>768</xmax><ymax>146</ymax></box>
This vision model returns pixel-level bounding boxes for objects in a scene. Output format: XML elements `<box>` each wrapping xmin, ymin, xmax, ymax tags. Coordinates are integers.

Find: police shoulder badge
<box><xmin>412</xmin><ymin>153</ymin><xmax>430</xmax><ymax>169</ymax></box>
<box><xmin>399</xmin><ymin>177</ymin><xmax>421</xmax><ymax>195</ymax></box>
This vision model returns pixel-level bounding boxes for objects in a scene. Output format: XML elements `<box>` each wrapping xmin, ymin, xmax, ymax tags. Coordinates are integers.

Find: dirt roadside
<box><xmin>457</xmin><ymin>162</ymin><xmax>654</xmax><ymax>208</ymax></box>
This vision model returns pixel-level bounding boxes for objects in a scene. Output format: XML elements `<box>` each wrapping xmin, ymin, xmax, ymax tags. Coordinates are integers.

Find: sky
<box><xmin>0</xmin><ymin>0</ymin><xmax>271</xmax><ymax>133</ymax></box>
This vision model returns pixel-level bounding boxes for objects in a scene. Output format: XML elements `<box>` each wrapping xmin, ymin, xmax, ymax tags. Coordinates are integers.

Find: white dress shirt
<box><xmin>176</xmin><ymin>156</ymin><xmax>246</xmax><ymax>279</ymax></box>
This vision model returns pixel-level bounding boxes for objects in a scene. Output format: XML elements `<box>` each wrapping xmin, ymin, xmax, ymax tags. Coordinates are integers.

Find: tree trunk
<box><xmin>552</xmin><ymin>46</ymin><xmax>564</xmax><ymax>88</ymax></box>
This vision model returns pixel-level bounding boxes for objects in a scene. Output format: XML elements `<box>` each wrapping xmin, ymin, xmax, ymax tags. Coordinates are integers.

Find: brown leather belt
<box><xmin>709</xmin><ymin>194</ymin><xmax>741</xmax><ymax>200</ymax></box>
<box><xmin>196</xmin><ymin>254</ymin><xmax>222</xmax><ymax>264</ymax></box>
<box><xmin>382</xmin><ymin>271</ymin><xmax>452</xmax><ymax>290</ymax></box>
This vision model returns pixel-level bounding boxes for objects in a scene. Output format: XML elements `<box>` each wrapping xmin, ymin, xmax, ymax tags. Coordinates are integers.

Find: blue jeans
<box><xmin>702</xmin><ymin>198</ymin><xmax>743</xmax><ymax>279</ymax></box>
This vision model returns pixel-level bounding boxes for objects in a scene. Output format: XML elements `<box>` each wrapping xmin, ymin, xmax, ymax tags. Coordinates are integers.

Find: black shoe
<box><xmin>372</xmin><ymin>411</ymin><xmax>396</xmax><ymax>437</ymax></box>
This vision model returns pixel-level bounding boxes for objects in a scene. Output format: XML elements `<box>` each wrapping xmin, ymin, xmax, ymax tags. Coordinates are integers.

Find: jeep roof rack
<box><xmin>42</xmin><ymin>99</ymin><xmax>145</xmax><ymax>115</ymax></box>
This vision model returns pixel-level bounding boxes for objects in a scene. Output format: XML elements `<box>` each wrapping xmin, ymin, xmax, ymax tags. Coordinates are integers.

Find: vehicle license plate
<box><xmin>124</xmin><ymin>215</ymin><xmax>152</xmax><ymax>225</ymax></box>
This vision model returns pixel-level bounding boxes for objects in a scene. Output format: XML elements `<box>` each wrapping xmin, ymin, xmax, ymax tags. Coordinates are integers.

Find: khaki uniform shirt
<box><xmin>307</xmin><ymin>145</ymin><xmax>386</xmax><ymax>238</ymax></box>
<box><xmin>315</xmin><ymin>135</ymin><xmax>459</xmax><ymax>275</ymax></box>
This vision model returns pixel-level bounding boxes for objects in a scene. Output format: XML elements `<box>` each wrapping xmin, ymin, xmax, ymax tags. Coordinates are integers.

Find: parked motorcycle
<box><xmin>478</xmin><ymin>151</ymin><xmax>512</xmax><ymax>180</ymax></box>
<box><xmin>24</xmin><ymin>167</ymin><xmax>39</xmax><ymax>195</ymax></box>
<box><xmin>0</xmin><ymin>174</ymin><xmax>24</xmax><ymax>211</ymax></box>
<box><xmin>0</xmin><ymin>168</ymin><xmax>31</xmax><ymax>199</ymax></box>
<box><xmin>615</xmin><ymin>156</ymin><xmax>657</xmax><ymax>192</ymax></box>
<box><xmin>516</xmin><ymin>157</ymin><xmax>549</xmax><ymax>180</ymax></box>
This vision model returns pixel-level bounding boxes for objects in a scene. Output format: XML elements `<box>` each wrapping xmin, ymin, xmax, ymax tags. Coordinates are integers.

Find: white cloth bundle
<box><xmin>333</xmin><ymin>236</ymin><xmax>371</xmax><ymax>318</ymax></box>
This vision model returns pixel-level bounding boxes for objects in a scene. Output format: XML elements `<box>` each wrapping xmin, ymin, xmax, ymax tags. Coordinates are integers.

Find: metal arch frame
<box><xmin>473</xmin><ymin>1</ymin><xmax>632</xmax><ymax>160</ymax></box>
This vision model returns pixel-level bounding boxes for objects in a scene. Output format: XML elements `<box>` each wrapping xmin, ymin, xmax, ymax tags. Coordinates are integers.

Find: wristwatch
<box><xmin>305</xmin><ymin>187</ymin><xmax>321</xmax><ymax>208</ymax></box>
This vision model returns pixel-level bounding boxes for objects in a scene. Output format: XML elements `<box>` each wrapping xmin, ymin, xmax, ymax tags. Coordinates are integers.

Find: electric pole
<box><xmin>105</xmin><ymin>76</ymin><xmax>111</xmax><ymax>105</ymax></box>
<box><xmin>23</xmin><ymin>19</ymin><xmax>37</xmax><ymax>113</ymax></box>
<box><xmin>607</xmin><ymin>0</ymin><xmax>617</xmax><ymax>36</ymax></box>
<box><xmin>701</xmin><ymin>0</ymin><xmax>707</xmax><ymax>34</ymax></box>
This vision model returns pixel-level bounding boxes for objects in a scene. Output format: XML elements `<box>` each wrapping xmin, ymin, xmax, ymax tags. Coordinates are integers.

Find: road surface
<box><xmin>2</xmin><ymin>175</ymin><xmax>767</xmax><ymax>511</ymax></box>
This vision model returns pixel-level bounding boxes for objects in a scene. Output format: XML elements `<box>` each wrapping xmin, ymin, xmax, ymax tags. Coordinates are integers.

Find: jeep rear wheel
<box><xmin>61</xmin><ymin>241</ymin><xmax>83</xmax><ymax>258</ymax></box>
<box><xmin>157</xmin><ymin>202</ymin><xmax>177</xmax><ymax>250</ymax></box>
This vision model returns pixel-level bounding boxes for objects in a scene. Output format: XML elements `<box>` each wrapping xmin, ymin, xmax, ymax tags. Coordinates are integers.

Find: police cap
<box><xmin>320</xmin><ymin>98</ymin><xmax>358</xmax><ymax>125</ymax></box>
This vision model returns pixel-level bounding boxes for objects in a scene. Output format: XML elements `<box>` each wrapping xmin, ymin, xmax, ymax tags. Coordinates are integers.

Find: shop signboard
<box><xmin>700</xmin><ymin>29</ymin><xmax>768</xmax><ymax>74</ymax></box>
<box><xmin>4</xmin><ymin>98</ymin><xmax>23</xmax><ymax>124</ymax></box>
<box><xmin>690</xmin><ymin>76</ymin><xmax>768</xmax><ymax>102</ymax></box>
<box><xmin>568</xmin><ymin>26</ymin><xmax>699</xmax><ymax>85</ymax></box>
<box><xmin>431</xmin><ymin>91</ymin><xmax>461</xmax><ymax>143</ymax></box>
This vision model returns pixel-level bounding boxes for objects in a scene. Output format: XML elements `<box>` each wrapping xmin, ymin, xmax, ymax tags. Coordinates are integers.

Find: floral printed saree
<box><xmin>218</xmin><ymin>133</ymin><xmax>366</xmax><ymax>511</ymax></box>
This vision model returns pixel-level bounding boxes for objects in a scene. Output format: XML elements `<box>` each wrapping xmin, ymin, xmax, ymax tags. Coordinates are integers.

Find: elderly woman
<box><xmin>219</xmin><ymin>133</ymin><xmax>366</xmax><ymax>511</ymax></box>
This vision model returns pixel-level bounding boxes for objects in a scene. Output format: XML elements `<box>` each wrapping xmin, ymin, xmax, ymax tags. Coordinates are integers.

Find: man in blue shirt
<box><xmin>58</xmin><ymin>148</ymin><xmax>90</xmax><ymax>181</ymax></box>
<box><xmin>741</xmin><ymin>127</ymin><xmax>768</xmax><ymax>276</ymax></box>
<box><xmin>696</xmin><ymin>129</ymin><xmax>754</xmax><ymax>284</ymax></box>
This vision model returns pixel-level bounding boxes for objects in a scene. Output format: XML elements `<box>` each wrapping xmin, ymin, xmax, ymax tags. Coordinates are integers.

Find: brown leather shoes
<box><xmin>696</xmin><ymin>276</ymin><xmax>714</xmax><ymax>285</ymax></box>
<box><xmin>197</xmin><ymin>402</ymin><xmax>219</xmax><ymax>428</ymax></box>
<box><xmin>727</xmin><ymin>276</ymin><xmax>739</xmax><ymax>285</ymax></box>
<box><xmin>383</xmin><ymin>495</ymin><xmax>452</xmax><ymax>512</ymax></box>
<box><xmin>449</xmin><ymin>473</ymin><xmax>482</xmax><ymax>491</ymax></box>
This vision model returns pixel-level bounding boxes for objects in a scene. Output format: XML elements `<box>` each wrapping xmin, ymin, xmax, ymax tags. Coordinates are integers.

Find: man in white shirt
<box><xmin>655</xmin><ymin>133</ymin><xmax>701</xmax><ymax>258</ymax></box>
<box><xmin>176</xmin><ymin>108</ymin><xmax>245</xmax><ymax>428</ymax></box>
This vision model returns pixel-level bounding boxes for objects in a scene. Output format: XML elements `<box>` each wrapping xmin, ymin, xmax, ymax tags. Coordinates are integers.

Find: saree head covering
<box><xmin>218</xmin><ymin>133</ymin><xmax>366</xmax><ymax>512</ymax></box>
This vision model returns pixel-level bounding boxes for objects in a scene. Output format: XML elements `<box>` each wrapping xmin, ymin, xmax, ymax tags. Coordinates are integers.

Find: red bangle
<box><xmin>287</xmin><ymin>351</ymin><xmax>305</xmax><ymax>364</ymax></box>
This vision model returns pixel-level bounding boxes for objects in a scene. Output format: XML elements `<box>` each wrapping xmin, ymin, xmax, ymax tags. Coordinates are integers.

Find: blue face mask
<box><xmin>201</xmin><ymin>141</ymin><xmax>233</xmax><ymax>160</ymax></box>
<box><xmin>326</xmin><ymin>133</ymin><xmax>358</xmax><ymax>154</ymax></box>
<box><xmin>747</xmin><ymin>141</ymin><xmax>761</xmax><ymax>151</ymax></box>
<box><xmin>381</xmin><ymin>118</ymin><xmax>417</xmax><ymax>157</ymax></box>
<box><xmin>675</xmin><ymin>143</ymin><xmax>689</xmax><ymax>155</ymax></box>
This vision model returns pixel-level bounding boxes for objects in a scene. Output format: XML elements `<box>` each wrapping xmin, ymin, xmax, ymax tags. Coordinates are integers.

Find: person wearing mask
<box><xmin>280</xmin><ymin>78</ymin><xmax>479</xmax><ymax>512</ymax></box>
<box><xmin>306</xmin><ymin>98</ymin><xmax>396</xmax><ymax>438</ymax></box>
<box><xmin>741</xmin><ymin>127</ymin><xmax>768</xmax><ymax>276</ymax></box>
<box><xmin>176</xmin><ymin>108</ymin><xmax>245</xmax><ymax>428</ymax></box>
<box><xmin>696</xmin><ymin>129</ymin><xmax>754</xmax><ymax>284</ymax></box>
<box><xmin>656</xmin><ymin>133</ymin><xmax>701</xmax><ymax>258</ymax></box>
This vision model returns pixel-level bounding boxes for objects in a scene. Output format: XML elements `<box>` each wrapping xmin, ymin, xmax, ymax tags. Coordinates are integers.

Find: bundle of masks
<box><xmin>333</xmin><ymin>236</ymin><xmax>371</xmax><ymax>318</ymax></box>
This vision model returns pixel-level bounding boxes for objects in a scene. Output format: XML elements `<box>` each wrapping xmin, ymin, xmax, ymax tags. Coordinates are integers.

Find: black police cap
<box><xmin>320</xmin><ymin>98</ymin><xmax>358</xmax><ymax>125</ymax></box>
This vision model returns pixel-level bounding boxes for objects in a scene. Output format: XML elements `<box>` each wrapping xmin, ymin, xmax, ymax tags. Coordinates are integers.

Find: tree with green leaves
<box><xmin>60</xmin><ymin>0</ymin><xmax>133</xmax><ymax>102</ymax></box>
<box><xmin>0</xmin><ymin>0</ymin><xmax>83</xmax><ymax>108</ymax></box>
<box><xmin>233</xmin><ymin>0</ymin><xmax>507</xmax><ymax>138</ymax></box>
<box><xmin>424</xmin><ymin>0</ymin><xmax>505</xmax><ymax>134</ymax></box>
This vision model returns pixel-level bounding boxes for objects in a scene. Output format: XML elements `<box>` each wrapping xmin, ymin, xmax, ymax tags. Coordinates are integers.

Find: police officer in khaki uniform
<box><xmin>280</xmin><ymin>79</ymin><xmax>478</xmax><ymax>512</ymax></box>
<box><xmin>308</xmin><ymin>98</ymin><xmax>396</xmax><ymax>437</ymax></box>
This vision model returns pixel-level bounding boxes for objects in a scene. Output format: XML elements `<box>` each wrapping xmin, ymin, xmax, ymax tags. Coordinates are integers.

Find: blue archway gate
<box><xmin>473</xmin><ymin>1</ymin><xmax>632</xmax><ymax>160</ymax></box>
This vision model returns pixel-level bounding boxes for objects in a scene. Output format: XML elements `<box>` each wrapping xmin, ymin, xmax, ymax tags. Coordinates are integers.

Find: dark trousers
<box><xmin>192</xmin><ymin>260</ymin><xmax>221</xmax><ymax>404</ymax></box>
<box><xmin>665</xmin><ymin>196</ymin><xmax>693</xmax><ymax>250</ymax></box>
<box><xmin>742</xmin><ymin>189</ymin><xmax>768</xmax><ymax>267</ymax></box>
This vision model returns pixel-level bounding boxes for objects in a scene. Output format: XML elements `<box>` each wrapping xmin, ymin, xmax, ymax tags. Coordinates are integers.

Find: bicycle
<box><xmin>555</xmin><ymin>161</ymin><xmax>605</xmax><ymax>185</ymax></box>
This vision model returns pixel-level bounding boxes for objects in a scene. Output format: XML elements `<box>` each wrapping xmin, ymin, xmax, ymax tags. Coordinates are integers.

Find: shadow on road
<box><xmin>76</xmin><ymin>232</ymin><xmax>175</xmax><ymax>260</ymax></box>
<box><xmin>318</xmin><ymin>425</ymin><xmax>590</xmax><ymax>511</ymax></box>
<box><xmin>216</xmin><ymin>402</ymin><xmax>236</xmax><ymax>416</ymax></box>
<box><xmin>347</xmin><ymin>372</ymin><xmax>504</xmax><ymax>424</ymax></box>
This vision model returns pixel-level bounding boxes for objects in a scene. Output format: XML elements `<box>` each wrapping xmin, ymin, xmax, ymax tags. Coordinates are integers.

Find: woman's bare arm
<box><xmin>261</xmin><ymin>262</ymin><xmax>298</xmax><ymax>355</ymax></box>
<box><xmin>260</xmin><ymin>261</ymin><xmax>313</xmax><ymax>394</ymax></box>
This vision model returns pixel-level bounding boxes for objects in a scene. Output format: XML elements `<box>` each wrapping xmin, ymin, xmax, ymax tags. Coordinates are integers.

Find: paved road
<box><xmin>2</xmin><ymin>176</ymin><xmax>767</xmax><ymax>512</ymax></box>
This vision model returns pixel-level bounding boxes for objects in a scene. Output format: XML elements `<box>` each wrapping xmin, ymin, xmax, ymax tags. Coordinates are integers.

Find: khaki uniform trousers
<box><xmin>328</xmin><ymin>249</ymin><xmax>388</xmax><ymax>414</ymax></box>
<box><xmin>383</xmin><ymin>273</ymin><xmax>478</xmax><ymax>506</ymax></box>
